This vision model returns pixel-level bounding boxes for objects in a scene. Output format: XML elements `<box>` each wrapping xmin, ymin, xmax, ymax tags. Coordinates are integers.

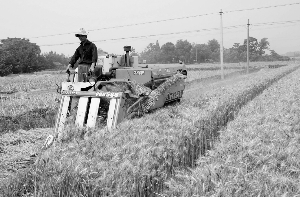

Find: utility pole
<box><xmin>196</xmin><ymin>45</ymin><xmax>198</xmax><ymax>63</ymax></box>
<box><xmin>247</xmin><ymin>19</ymin><xmax>250</xmax><ymax>74</ymax></box>
<box><xmin>220</xmin><ymin>9</ymin><xmax>224</xmax><ymax>79</ymax></box>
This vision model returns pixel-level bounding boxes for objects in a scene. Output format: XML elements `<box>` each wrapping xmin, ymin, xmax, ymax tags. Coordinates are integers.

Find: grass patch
<box><xmin>0</xmin><ymin>73</ymin><xmax>66</xmax><ymax>93</ymax></box>
<box><xmin>0</xmin><ymin>108</ymin><xmax>57</xmax><ymax>134</ymax></box>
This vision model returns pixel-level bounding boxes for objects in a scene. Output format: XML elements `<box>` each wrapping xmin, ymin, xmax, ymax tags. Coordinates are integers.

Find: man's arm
<box><xmin>69</xmin><ymin>48</ymin><xmax>80</xmax><ymax>67</ymax></box>
<box><xmin>92</xmin><ymin>43</ymin><xmax>98</xmax><ymax>64</ymax></box>
<box><xmin>90</xmin><ymin>44</ymin><xmax>98</xmax><ymax>72</ymax></box>
<box><xmin>66</xmin><ymin>48</ymin><xmax>80</xmax><ymax>72</ymax></box>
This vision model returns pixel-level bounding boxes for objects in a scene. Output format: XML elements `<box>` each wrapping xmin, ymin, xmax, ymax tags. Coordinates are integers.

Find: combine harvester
<box><xmin>50</xmin><ymin>46</ymin><xmax>187</xmax><ymax>145</ymax></box>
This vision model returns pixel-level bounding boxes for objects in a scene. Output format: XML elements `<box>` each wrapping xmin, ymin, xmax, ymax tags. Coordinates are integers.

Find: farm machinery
<box><xmin>53</xmin><ymin>46</ymin><xmax>187</xmax><ymax>141</ymax></box>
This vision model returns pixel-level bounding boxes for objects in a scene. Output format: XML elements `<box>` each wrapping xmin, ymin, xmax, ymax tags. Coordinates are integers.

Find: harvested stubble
<box><xmin>0</xmin><ymin>84</ymin><xmax>61</xmax><ymax>118</ymax></box>
<box><xmin>165</xmin><ymin>64</ymin><xmax>300</xmax><ymax>196</ymax></box>
<box><xmin>0</xmin><ymin>92</ymin><xmax>60</xmax><ymax>133</ymax></box>
<box><xmin>0</xmin><ymin>108</ymin><xmax>56</xmax><ymax>134</ymax></box>
<box><xmin>0</xmin><ymin>73</ymin><xmax>66</xmax><ymax>93</ymax></box>
<box><xmin>2</xmin><ymin>64</ymin><xmax>299</xmax><ymax>196</ymax></box>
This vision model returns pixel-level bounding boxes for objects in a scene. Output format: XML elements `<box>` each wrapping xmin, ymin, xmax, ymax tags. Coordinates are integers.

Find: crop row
<box><xmin>3</xmin><ymin>63</ymin><xmax>299</xmax><ymax>196</ymax></box>
<box><xmin>186</xmin><ymin>69</ymin><xmax>241</xmax><ymax>82</ymax></box>
<box><xmin>0</xmin><ymin>61</ymin><xmax>289</xmax><ymax>93</ymax></box>
<box><xmin>165</xmin><ymin>64</ymin><xmax>300</xmax><ymax>196</ymax></box>
<box><xmin>0</xmin><ymin>67</ymin><xmax>243</xmax><ymax>134</ymax></box>
<box><xmin>185</xmin><ymin>61</ymin><xmax>290</xmax><ymax>70</ymax></box>
<box><xmin>0</xmin><ymin>68</ymin><xmax>238</xmax><ymax>94</ymax></box>
<box><xmin>0</xmin><ymin>69</ymin><xmax>242</xmax><ymax>117</ymax></box>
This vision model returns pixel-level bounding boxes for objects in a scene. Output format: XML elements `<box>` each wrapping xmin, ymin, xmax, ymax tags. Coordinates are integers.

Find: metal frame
<box><xmin>54</xmin><ymin>82</ymin><xmax>125</xmax><ymax>137</ymax></box>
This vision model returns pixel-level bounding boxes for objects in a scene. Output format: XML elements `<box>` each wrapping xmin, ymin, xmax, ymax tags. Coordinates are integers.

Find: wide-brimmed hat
<box><xmin>75</xmin><ymin>28</ymin><xmax>88</xmax><ymax>37</ymax></box>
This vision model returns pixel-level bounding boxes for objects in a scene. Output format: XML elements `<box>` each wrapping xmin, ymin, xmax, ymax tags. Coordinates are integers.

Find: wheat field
<box><xmin>0</xmin><ymin>61</ymin><xmax>299</xmax><ymax>196</ymax></box>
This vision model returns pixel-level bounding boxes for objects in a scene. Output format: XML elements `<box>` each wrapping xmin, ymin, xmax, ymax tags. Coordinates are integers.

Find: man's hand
<box><xmin>89</xmin><ymin>63</ymin><xmax>96</xmax><ymax>73</ymax></box>
<box><xmin>66</xmin><ymin>64</ymin><xmax>72</xmax><ymax>73</ymax></box>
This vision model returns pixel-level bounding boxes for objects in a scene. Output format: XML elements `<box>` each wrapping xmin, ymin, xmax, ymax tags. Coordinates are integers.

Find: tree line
<box><xmin>0</xmin><ymin>36</ymin><xmax>290</xmax><ymax>76</ymax></box>
<box><xmin>0</xmin><ymin>38</ymin><xmax>70</xmax><ymax>76</ymax></box>
<box><xmin>139</xmin><ymin>37</ymin><xmax>290</xmax><ymax>64</ymax></box>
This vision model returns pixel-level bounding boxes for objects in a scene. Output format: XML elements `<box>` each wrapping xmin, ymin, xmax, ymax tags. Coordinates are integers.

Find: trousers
<box><xmin>77</xmin><ymin>64</ymin><xmax>90</xmax><ymax>82</ymax></box>
<box><xmin>77</xmin><ymin>64</ymin><xmax>101</xmax><ymax>82</ymax></box>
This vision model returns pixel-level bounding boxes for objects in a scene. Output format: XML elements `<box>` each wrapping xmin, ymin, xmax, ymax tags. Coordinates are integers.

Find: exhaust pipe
<box><xmin>124</xmin><ymin>46</ymin><xmax>131</xmax><ymax>67</ymax></box>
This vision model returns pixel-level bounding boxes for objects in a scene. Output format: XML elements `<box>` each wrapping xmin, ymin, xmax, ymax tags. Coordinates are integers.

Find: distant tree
<box><xmin>257</xmin><ymin>38</ymin><xmax>270</xmax><ymax>56</ymax></box>
<box><xmin>0</xmin><ymin>64</ymin><xmax>13</xmax><ymax>76</ymax></box>
<box><xmin>0</xmin><ymin>38</ymin><xmax>42</xmax><ymax>74</ymax></box>
<box><xmin>43</xmin><ymin>51</ymin><xmax>70</xmax><ymax>69</ymax></box>
<box><xmin>225</xmin><ymin>42</ymin><xmax>246</xmax><ymax>63</ymax></box>
<box><xmin>130</xmin><ymin>47</ymin><xmax>139</xmax><ymax>56</ymax></box>
<box><xmin>140</xmin><ymin>40</ymin><xmax>161</xmax><ymax>63</ymax></box>
<box><xmin>138</xmin><ymin>37</ymin><xmax>283</xmax><ymax>65</ymax></box>
<box><xmin>270</xmin><ymin>50</ymin><xmax>280</xmax><ymax>59</ymax></box>
<box><xmin>243</xmin><ymin>37</ymin><xmax>258</xmax><ymax>53</ymax></box>
<box><xmin>223</xmin><ymin>48</ymin><xmax>232</xmax><ymax>63</ymax></box>
<box><xmin>242</xmin><ymin>37</ymin><xmax>266</xmax><ymax>61</ymax></box>
<box><xmin>153</xmin><ymin>40</ymin><xmax>161</xmax><ymax>63</ymax></box>
<box><xmin>160</xmin><ymin>42</ymin><xmax>176</xmax><ymax>63</ymax></box>
<box><xmin>207</xmin><ymin>39</ymin><xmax>220</xmax><ymax>62</ymax></box>
<box><xmin>225</xmin><ymin>37</ymin><xmax>272</xmax><ymax>62</ymax></box>
<box><xmin>0</xmin><ymin>47</ymin><xmax>12</xmax><ymax>76</ymax></box>
<box><xmin>190</xmin><ymin>43</ymin><xmax>198</xmax><ymax>63</ymax></box>
<box><xmin>284</xmin><ymin>51</ymin><xmax>300</xmax><ymax>57</ymax></box>
<box><xmin>37</xmin><ymin>54</ymin><xmax>51</xmax><ymax>70</ymax></box>
<box><xmin>208</xmin><ymin>39</ymin><xmax>220</xmax><ymax>53</ymax></box>
<box><xmin>191</xmin><ymin>43</ymin><xmax>211</xmax><ymax>63</ymax></box>
<box><xmin>175</xmin><ymin>39</ymin><xmax>192</xmax><ymax>63</ymax></box>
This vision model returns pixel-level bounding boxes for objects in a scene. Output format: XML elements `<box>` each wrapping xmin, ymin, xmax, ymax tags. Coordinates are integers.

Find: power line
<box><xmin>223</xmin><ymin>2</ymin><xmax>300</xmax><ymax>13</ymax></box>
<box><xmin>29</xmin><ymin>12</ymin><xmax>216</xmax><ymax>39</ymax></box>
<box><xmin>29</xmin><ymin>2</ymin><xmax>300</xmax><ymax>39</ymax></box>
<box><xmin>40</xmin><ymin>25</ymin><xmax>245</xmax><ymax>47</ymax></box>
<box><xmin>40</xmin><ymin>18</ymin><xmax>300</xmax><ymax>47</ymax></box>
<box><xmin>251</xmin><ymin>19</ymin><xmax>300</xmax><ymax>26</ymax></box>
<box><xmin>249</xmin><ymin>23</ymin><xmax>299</xmax><ymax>32</ymax></box>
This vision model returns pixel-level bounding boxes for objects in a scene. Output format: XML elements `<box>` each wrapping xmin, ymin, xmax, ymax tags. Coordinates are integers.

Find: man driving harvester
<box><xmin>66</xmin><ymin>28</ymin><xmax>98</xmax><ymax>82</ymax></box>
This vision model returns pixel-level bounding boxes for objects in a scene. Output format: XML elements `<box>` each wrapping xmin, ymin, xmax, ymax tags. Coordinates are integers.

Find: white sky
<box><xmin>1</xmin><ymin>0</ymin><xmax>300</xmax><ymax>57</ymax></box>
